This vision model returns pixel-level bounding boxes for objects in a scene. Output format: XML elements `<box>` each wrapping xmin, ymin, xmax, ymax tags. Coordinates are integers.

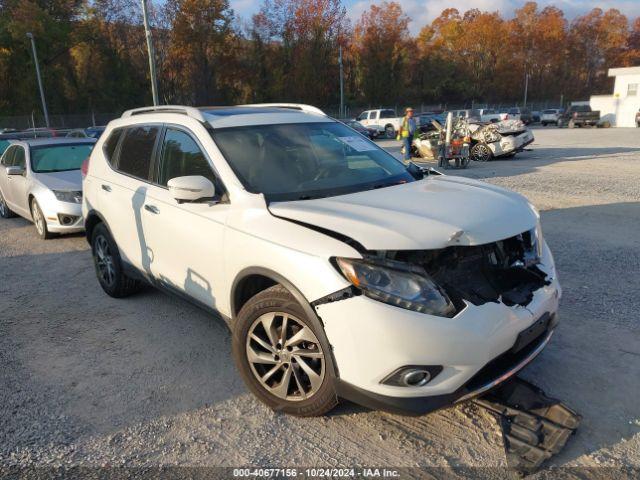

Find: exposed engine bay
<box><xmin>383</xmin><ymin>228</ymin><xmax>550</xmax><ymax>311</ymax></box>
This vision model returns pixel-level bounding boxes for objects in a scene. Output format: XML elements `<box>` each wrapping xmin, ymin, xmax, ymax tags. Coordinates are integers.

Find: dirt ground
<box><xmin>1</xmin><ymin>127</ymin><xmax>639</xmax><ymax>476</ymax></box>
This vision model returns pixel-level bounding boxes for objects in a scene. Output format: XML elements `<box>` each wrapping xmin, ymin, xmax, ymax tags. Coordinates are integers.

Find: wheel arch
<box><xmin>231</xmin><ymin>266</ymin><xmax>340</xmax><ymax>379</ymax></box>
<box><xmin>84</xmin><ymin>209</ymin><xmax>112</xmax><ymax>245</ymax></box>
<box><xmin>231</xmin><ymin>267</ymin><xmax>313</xmax><ymax>320</ymax></box>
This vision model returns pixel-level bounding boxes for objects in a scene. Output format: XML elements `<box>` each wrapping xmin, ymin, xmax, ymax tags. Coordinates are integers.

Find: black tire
<box><xmin>91</xmin><ymin>222</ymin><xmax>141</xmax><ymax>298</ymax></box>
<box><xmin>0</xmin><ymin>189</ymin><xmax>16</xmax><ymax>218</ymax></box>
<box><xmin>232</xmin><ymin>285</ymin><xmax>338</xmax><ymax>417</ymax></box>
<box><xmin>384</xmin><ymin>124</ymin><xmax>395</xmax><ymax>139</ymax></box>
<box><xmin>541</xmin><ymin>122</ymin><xmax>547</xmax><ymax>127</ymax></box>
<box><xmin>470</xmin><ymin>142</ymin><xmax>493</xmax><ymax>162</ymax></box>
<box><xmin>30</xmin><ymin>198</ymin><xmax>54</xmax><ymax>239</ymax></box>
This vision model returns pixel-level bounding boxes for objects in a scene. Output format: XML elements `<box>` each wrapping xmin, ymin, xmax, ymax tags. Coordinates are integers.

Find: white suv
<box><xmin>82</xmin><ymin>105</ymin><xmax>561</xmax><ymax>416</ymax></box>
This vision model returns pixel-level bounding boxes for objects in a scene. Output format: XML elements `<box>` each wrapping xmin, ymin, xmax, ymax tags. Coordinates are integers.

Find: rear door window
<box><xmin>116</xmin><ymin>126</ymin><xmax>160</xmax><ymax>180</ymax></box>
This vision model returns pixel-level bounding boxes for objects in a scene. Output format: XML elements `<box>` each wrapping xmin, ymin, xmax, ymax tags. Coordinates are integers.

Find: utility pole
<box><xmin>26</xmin><ymin>33</ymin><xmax>49</xmax><ymax>128</ymax></box>
<box><xmin>523</xmin><ymin>72</ymin><xmax>529</xmax><ymax>107</ymax></box>
<box><xmin>141</xmin><ymin>0</ymin><xmax>159</xmax><ymax>106</ymax></box>
<box><xmin>339</xmin><ymin>45</ymin><xmax>344</xmax><ymax>118</ymax></box>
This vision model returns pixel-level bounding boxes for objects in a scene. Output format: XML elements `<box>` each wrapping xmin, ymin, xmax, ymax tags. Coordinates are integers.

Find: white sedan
<box><xmin>0</xmin><ymin>138</ymin><xmax>95</xmax><ymax>239</ymax></box>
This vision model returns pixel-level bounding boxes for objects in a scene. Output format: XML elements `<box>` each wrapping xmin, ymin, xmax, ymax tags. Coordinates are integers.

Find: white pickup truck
<box><xmin>355</xmin><ymin>109</ymin><xmax>403</xmax><ymax>138</ymax></box>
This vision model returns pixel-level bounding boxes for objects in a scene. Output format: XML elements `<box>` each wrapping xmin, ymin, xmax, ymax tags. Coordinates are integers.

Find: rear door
<box><xmin>142</xmin><ymin>125</ymin><xmax>230</xmax><ymax>307</ymax></box>
<box><xmin>98</xmin><ymin>124</ymin><xmax>161</xmax><ymax>275</ymax></box>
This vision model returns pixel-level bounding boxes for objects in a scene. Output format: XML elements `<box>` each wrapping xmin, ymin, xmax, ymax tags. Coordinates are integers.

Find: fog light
<box><xmin>57</xmin><ymin>214</ymin><xmax>79</xmax><ymax>226</ymax></box>
<box><xmin>402</xmin><ymin>369</ymin><xmax>431</xmax><ymax>387</ymax></box>
<box><xmin>381</xmin><ymin>365</ymin><xmax>443</xmax><ymax>387</ymax></box>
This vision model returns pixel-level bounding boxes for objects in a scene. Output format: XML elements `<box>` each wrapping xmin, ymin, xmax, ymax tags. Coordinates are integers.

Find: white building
<box><xmin>590</xmin><ymin>66</ymin><xmax>640</xmax><ymax>127</ymax></box>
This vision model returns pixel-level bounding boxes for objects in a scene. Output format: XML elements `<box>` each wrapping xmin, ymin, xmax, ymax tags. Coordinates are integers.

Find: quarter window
<box><xmin>117</xmin><ymin>126</ymin><xmax>159</xmax><ymax>180</ymax></box>
<box><xmin>158</xmin><ymin>128</ymin><xmax>216</xmax><ymax>186</ymax></box>
<box><xmin>103</xmin><ymin>128</ymin><xmax>123</xmax><ymax>165</ymax></box>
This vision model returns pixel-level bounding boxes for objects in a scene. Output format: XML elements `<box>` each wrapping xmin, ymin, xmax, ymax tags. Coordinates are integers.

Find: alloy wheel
<box><xmin>32</xmin><ymin>202</ymin><xmax>45</xmax><ymax>235</ymax></box>
<box><xmin>94</xmin><ymin>235</ymin><xmax>116</xmax><ymax>287</ymax></box>
<box><xmin>472</xmin><ymin>144</ymin><xmax>492</xmax><ymax>162</ymax></box>
<box><xmin>246</xmin><ymin>312</ymin><xmax>325</xmax><ymax>402</ymax></box>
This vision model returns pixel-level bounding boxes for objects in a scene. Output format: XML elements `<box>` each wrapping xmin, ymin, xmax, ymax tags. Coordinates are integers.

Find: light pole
<box><xmin>141</xmin><ymin>0</ymin><xmax>159</xmax><ymax>106</ymax></box>
<box><xmin>338</xmin><ymin>45</ymin><xmax>344</xmax><ymax>118</ymax></box>
<box><xmin>26</xmin><ymin>33</ymin><xmax>50</xmax><ymax>128</ymax></box>
<box><xmin>523</xmin><ymin>72</ymin><xmax>529</xmax><ymax>108</ymax></box>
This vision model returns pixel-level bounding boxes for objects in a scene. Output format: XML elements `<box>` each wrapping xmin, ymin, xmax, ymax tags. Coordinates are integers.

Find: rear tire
<box><xmin>0</xmin><ymin>189</ymin><xmax>16</xmax><ymax>218</ymax></box>
<box><xmin>91</xmin><ymin>222</ymin><xmax>141</xmax><ymax>298</ymax></box>
<box><xmin>385</xmin><ymin>124</ymin><xmax>395</xmax><ymax>139</ymax></box>
<box><xmin>541</xmin><ymin>122</ymin><xmax>547</xmax><ymax>127</ymax></box>
<box><xmin>232</xmin><ymin>285</ymin><xmax>338</xmax><ymax>417</ymax></box>
<box><xmin>31</xmin><ymin>198</ymin><xmax>53</xmax><ymax>239</ymax></box>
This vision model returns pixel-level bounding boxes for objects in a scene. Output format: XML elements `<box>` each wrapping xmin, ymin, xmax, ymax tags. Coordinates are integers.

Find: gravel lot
<box><xmin>1</xmin><ymin>127</ymin><xmax>639</xmax><ymax>475</ymax></box>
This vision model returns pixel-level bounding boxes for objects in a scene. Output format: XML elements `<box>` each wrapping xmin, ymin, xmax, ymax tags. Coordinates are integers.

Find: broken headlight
<box><xmin>335</xmin><ymin>257</ymin><xmax>456</xmax><ymax>317</ymax></box>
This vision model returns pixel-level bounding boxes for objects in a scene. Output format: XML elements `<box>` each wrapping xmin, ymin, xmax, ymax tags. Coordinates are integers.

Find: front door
<box><xmin>142</xmin><ymin>126</ymin><xmax>230</xmax><ymax>310</ymax></box>
<box><xmin>7</xmin><ymin>146</ymin><xmax>30</xmax><ymax>216</ymax></box>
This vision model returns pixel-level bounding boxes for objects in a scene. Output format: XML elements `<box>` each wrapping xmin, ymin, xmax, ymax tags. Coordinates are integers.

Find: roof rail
<box><xmin>121</xmin><ymin>105</ymin><xmax>207</xmax><ymax>122</ymax></box>
<box><xmin>241</xmin><ymin>103</ymin><xmax>326</xmax><ymax>116</ymax></box>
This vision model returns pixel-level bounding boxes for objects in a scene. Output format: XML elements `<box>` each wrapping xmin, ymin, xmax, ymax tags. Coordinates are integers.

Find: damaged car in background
<box><xmin>468</xmin><ymin>119</ymin><xmax>534</xmax><ymax>162</ymax></box>
<box><xmin>412</xmin><ymin>117</ymin><xmax>534</xmax><ymax>164</ymax></box>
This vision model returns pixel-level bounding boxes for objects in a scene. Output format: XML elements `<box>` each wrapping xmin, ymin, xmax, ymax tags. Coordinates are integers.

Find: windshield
<box><xmin>30</xmin><ymin>143</ymin><xmax>94</xmax><ymax>173</ymax></box>
<box><xmin>211</xmin><ymin>122</ymin><xmax>414</xmax><ymax>201</ymax></box>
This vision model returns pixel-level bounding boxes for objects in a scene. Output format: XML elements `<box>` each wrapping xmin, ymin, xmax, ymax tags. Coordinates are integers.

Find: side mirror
<box><xmin>6</xmin><ymin>166</ymin><xmax>25</xmax><ymax>176</ymax></box>
<box><xmin>167</xmin><ymin>175</ymin><xmax>215</xmax><ymax>204</ymax></box>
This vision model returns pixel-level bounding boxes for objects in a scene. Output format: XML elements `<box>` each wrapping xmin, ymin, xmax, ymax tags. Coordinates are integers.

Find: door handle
<box><xmin>144</xmin><ymin>204</ymin><xmax>159</xmax><ymax>214</ymax></box>
<box><xmin>101</xmin><ymin>184</ymin><xmax>112</xmax><ymax>192</ymax></box>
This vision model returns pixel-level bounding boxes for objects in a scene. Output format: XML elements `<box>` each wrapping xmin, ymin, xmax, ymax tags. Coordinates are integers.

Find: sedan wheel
<box><xmin>471</xmin><ymin>143</ymin><xmax>493</xmax><ymax>162</ymax></box>
<box><xmin>246</xmin><ymin>311</ymin><xmax>325</xmax><ymax>402</ymax></box>
<box><xmin>0</xmin><ymin>190</ymin><xmax>15</xmax><ymax>218</ymax></box>
<box><xmin>31</xmin><ymin>199</ymin><xmax>52</xmax><ymax>239</ymax></box>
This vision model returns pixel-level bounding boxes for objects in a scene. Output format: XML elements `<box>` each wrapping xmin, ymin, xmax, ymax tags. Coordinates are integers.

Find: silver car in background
<box><xmin>0</xmin><ymin>138</ymin><xmax>95</xmax><ymax>239</ymax></box>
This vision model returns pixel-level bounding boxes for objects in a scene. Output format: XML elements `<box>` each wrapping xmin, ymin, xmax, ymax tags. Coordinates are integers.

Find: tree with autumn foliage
<box><xmin>352</xmin><ymin>1</ymin><xmax>410</xmax><ymax>105</ymax></box>
<box><xmin>0</xmin><ymin>0</ymin><xmax>639</xmax><ymax>119</ymax></box>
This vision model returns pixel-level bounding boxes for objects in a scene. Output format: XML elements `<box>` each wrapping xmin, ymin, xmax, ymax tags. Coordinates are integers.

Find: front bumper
<box><xmin>337</xmin><ymin>319</ymin><xmax>556</xmax><ymax>416</ymax></box>
<box><xmin>315</xmin><ymin>245</ymin><xmax>560</xmax><ymax>415</ymax></box>
<box><xmin>38</xmin><ymin>195</ymin><xmax>84</xmax><ymax>234</ymax></box>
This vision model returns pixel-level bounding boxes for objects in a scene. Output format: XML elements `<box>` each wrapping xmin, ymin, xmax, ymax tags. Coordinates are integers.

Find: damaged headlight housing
<box><xmin>335</xmin><ymin>257</ymin><xmax>456</xmax><ymax>317</ymax></box>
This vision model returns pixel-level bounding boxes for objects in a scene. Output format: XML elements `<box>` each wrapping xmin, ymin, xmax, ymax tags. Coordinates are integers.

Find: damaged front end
<box><xmin>390</xmin><ymin>227</ymin><xmax>549</xmax><ymax>313</ymax></box>
<box><xmin>332</xmin><ymin>226</ymin><xmax>550</xmax><ymax>317</ymax></box>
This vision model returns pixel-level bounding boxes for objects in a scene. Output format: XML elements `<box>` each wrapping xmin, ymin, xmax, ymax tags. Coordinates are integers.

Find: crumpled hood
<box><xmin>34</xmin><ymin>170</ymin><xmax>82</xmax><ymax>191</ymax></box>
<box><xmin>269</xmin><ymin>176</ymin><xmax>538</xmax><ymax>251</ymax></box>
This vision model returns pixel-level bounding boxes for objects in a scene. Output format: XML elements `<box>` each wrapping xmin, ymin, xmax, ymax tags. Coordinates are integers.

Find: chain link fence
<box><xmin>0</xmin><ymin>112</ymin><xmax>120</xmax><ymax>130</ymax></box>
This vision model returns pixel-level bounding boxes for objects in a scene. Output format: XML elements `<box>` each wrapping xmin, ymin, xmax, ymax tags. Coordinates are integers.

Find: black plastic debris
<box><xmin>474</xmin><ymin>377</ymin><xmax>581</xmax><ymax>475</ymax></box>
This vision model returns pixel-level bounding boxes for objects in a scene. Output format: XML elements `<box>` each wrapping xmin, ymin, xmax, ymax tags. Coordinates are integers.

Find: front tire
<box><xmin>91</xmin><ymin>222</ymin><xmax>141</xmax><ymax>298</ymax></box>
<box><xmin>31</xmin><ymin>198</ymin><xmax>53</xmax><ymax>239</ymax></box>
<box><xmin>0</xmin><ymin>189</ymin><xmax>16</xmax><ymax>218</ymax></box>
<box><xmin>232</xmin><ymin>285</ymin><xmax>338</xmax><ymax>416</ymax></box>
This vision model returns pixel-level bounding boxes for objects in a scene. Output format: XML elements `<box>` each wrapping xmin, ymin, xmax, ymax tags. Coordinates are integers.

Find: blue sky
<box><xmin>230</xmin><ymin>0</ymin><xmax>640</xmax><ymax>34</ymax></box>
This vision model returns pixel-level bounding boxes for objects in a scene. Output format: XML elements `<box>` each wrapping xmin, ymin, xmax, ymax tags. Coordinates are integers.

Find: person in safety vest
<box><xmin>397</xmin><ymin>107</ymin><xmax>417</xmax><ymax>161</ymax></box>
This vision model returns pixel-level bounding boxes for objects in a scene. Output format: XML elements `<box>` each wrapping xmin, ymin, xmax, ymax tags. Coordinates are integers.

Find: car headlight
<box><xmin>335</xmin><ymin>257</ymin><xmax>456</xmax><ymax>317</ymax></box>
<box><xmin>53</xmin><ymin>190</ymin><xmax>82</xmax><ymax>204</ymax></box>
